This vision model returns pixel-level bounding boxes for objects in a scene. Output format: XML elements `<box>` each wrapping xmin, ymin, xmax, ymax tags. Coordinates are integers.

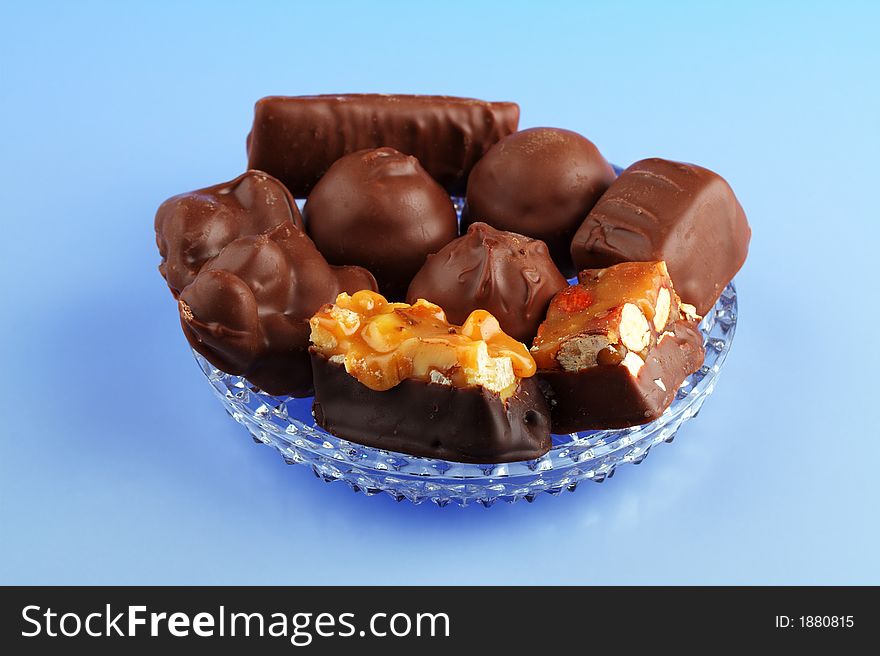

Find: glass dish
<box><xmin>194</xmin><ymin>281</ymin><xmax>737</xmax><ymax>506</ymax></box>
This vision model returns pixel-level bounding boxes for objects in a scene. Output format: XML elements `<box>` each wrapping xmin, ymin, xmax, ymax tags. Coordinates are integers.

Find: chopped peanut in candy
<box><xmin>531</xmin><ymin>261</ymin><xmax>698</xmax><ymax>372</ymax></box>
<box><xmin>310</xmin><ymin>290</ymin><xmax>536</xmax><ymax>400</ymax></box>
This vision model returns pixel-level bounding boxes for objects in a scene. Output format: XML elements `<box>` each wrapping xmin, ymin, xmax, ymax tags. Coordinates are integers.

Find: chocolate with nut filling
<box><xmin>532</xmin><ymin>261</ymin><xmax>704</xmax><ymax>432</ymax></box>
<box><xmin>155</xmin><ymin>170</ymin><xmax>302</xmax><ymax>296</ymax></box>
<box><xmin>247</xmin><ymin>94</ymin><xmax>520</xmax><ymax>197</ymax></box>
<box><xmin>570</xmin><ymin>157</ymin><xmax>750</xmax><ymax>315</ymax></box>
<box><xmin>308</xmin><ymin>291</ymin><xmax>551</xmax><ymax>463</ymax></box>
<box><xmin>538</xmin><ymin>320</ymin><xmax>704</xmax><ymax>432</ymax></box>
<box><xmin>178</xmin><ymin>223</ymin><xmax>376</xmax><ymax>397</ymax></box>
<box><xmin>406</xmin><ymin>222</ymin><xmax>567</xmax><ymax>343</ymax></box>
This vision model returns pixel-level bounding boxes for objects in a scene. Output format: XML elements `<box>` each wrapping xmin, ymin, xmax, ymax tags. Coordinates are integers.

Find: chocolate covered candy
<box><xmin>304</xmin><ymin>148</ymin><xmax>458</xmax><ymax>300</ymax></box>
<box><xmin>247</xmin><ymin>94</ymin><xmax>520</xmax><ymax>197</ymax></box>
<box><xmin>407</xmin><ymin>222</ymin><xmax>568</xmax><ymax>343</ymax></box>
<box><xmin>532</xmin><ymin>261</ymin><xmax>704</xmax><ymax>432</ymax></box>
<box><xmin>155</xmin><ymin>170</ymin><xmax>302</xmax><ymax>296</ymax></box>
<box><xmin>309</xmin><ymin>291</ymin><xmax>551</xmax><ymax>463</ymax></box>
<box><xmin>532</xmin><ymin>261</ymin><xmax>689</xmax><ymax>370</ymax></box>
<box><xmin>538</xmin><ymin>321</ymin><xmax>704</xmax><ymax>433</ymax></box>
<box><xmin>570</xmin><ymin>158</ymin><xmax>750</xmax><ymax>315</ymax></box>
<box><xmin>463</xmin><ymin>128</ymin><xmax>616</xmax><ymax>276</ymax></box>
<box><xmin>178</xmin><ymin>223</ymin><xmax>377</xmax><ymax>397</ymax></box>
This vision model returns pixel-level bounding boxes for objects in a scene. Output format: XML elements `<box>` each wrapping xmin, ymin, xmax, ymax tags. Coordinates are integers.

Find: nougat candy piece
<box><xmin>570</xmin><ymin>158</ymin><xmax>750</xmax><ymax>315</ymax></box>
<box><xmin>309</xmin><ymin>291</ymin><xmax>551</xmax><ymax>463</ymax></box>
<box><xmin>532</xmin><ymin>261</ymin><xmax>704</xmax><ymax>432</ymax></box>
<box><xmin>538</xmin><ymin>321</ymin><xmax>705</xmax><ymax>432</ymax></box>
<box><xmin>532</xmin><ymin>261</ymin><xmax>693</xmax><ymax>372</ymax></box>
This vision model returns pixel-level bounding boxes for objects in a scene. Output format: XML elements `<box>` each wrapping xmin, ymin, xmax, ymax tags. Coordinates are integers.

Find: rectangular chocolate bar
<box><xmin>570</xmin><ymin>158</ymin><xmax>750</xmax><ymax>315</ymax></box>
<box><xmin>247</xmin><ymin>94</ymin><xmax>520</xmax><ymax>197</ymax></box>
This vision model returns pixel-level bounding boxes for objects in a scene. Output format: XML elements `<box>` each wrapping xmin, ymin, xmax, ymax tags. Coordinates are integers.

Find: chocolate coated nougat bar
<box><xmin>538</xmin><ymin>320</ymin><xmax>704</xmax><ymax>433</ymax></box>
<box><xmin>570</xmin><ymin>158</ymin><xmax>750</xmax><ymax>315</ymax></box>
<box><xmin>247</xmin><ymin>94</ymin><xmax>520</xmax><ymax>196</ymax></box>
<box><xmin>532</xmin><ymin>261</ymin><xmax>704</xmax><ymax>432</ymax></box>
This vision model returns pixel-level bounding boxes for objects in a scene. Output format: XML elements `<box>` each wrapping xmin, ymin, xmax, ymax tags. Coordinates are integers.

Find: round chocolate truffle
<box><xmin>304</xmin><ymin>147</ymin><xmax>458</xmax><ymax>300</ymax></box>
<box><xmin>407</xmin><ymin>222</ymin><xmax>568</xmax><ymax>343</ymax></box>
<box><xmin>462</xmin><ymin>127</ymin><xmax>615</xmax><ymax>277</ymax></box>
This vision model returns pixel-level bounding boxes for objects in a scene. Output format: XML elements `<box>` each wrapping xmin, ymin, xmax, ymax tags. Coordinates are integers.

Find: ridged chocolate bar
<box><xmin>247</xmin><ymin>94</ymin><xmax>520</xmax><ymax>197</ymax></box>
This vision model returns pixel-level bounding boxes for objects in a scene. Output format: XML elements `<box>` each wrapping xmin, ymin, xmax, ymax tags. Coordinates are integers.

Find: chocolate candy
<box><xmin>308</xmin><ymin>291</ymin><xmax>550</xmax><ymax>463</ymax></box>
<box><xmin>538</xmin><ymin>320</ymin><xmax>704</xmax><ymax>432</ymax></box>
<box><xmin>570</xmin><ymin>158</ymin><xmax>751</xmax><ymax>315</ymax></box>
<box><xmin>155</xmin><ymin>170</ymin><xmax>303</xmax><ymax>296</ymax></box>
<box><xmin>304</xmin><ymin>148</ymin><xmax>458</xmax><ymax>300</ymax></box>
<box><xmin>247</xmin><ymin>94</ymin><xmax>520</xmax><ymax>197</ymax></box>
<box><xmin>311</xmin><ymin>355</ymin><xmax>551</xmax><ymax>464</ymax></box>
<box><xmin>462</xmin><ymin>128</ymin><xmax>616</xmax><ymax>276</ymax></box>
<box><xmin>532</xmin><ymin>261</ymin><xmax>704</xmax><ymax>432</ymax></box>
<box><xmin>178</xmin><ymin>223</ymin><xmax>377</xmax><ymax>397</ymax></box>
<box><xmin>406</xmin><ymin>222</ymin><xmax>568</xmax><ymax>343</ymax></box>
<box><xmin>531</xmin><ymin>261</ymin><xmax>686</xmax><ymax>371</ymax></box>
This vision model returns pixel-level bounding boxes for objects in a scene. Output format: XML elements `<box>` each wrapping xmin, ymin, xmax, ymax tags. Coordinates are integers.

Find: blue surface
<box><xmin>1</xmin><ymin>1</ymin><xmax>878</xmax><ymax>585</ymax></box>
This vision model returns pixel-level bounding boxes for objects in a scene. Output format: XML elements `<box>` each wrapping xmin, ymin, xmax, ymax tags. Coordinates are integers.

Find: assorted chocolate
<box><xmin>532</xmin><ymin>261</ymin><xmax>704</xmax><ymax>432</ymax></box>
<box><xmin>157</xmin><ymin>93</ymin><xmax>750</xmax><ymax>463</ymax></box>
<box><xmin>462</xmin><ymin>127</ymin><xmax>616</xmax><ymax>276</ymax></box>
<box><xmin>570</xmin><ymin>157</ymin><xmax>751</xmax><ymax>315</ymax></box>
<box><xmin>247</xmin><ymin>94</ymin><xmax>519</xmax><ymax>197</ymax></box>
<box><xmin>309</xmin><ymin>291</ymin><xmax>550</xmax><ymax>463</ymax></box>
<box><xmin>304</xmin><ymin>147</ymin><xmax>458</xmax><ymax>300</ymax></box>
<box><xmin>407</xmin><ymin>222</ymin><xmax>567</xmax><ymax>343</ymax></box>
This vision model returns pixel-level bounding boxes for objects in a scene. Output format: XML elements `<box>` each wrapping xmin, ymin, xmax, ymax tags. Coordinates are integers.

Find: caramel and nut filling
<box><xmin>531</xmin><ymin>261</ymin><xmax>698</xmax><ymax>374</ymax></box>
<box><xmin>310</xmin><ymin>290</ymin><xmax>536</xmax><ymax>399</ymax></box>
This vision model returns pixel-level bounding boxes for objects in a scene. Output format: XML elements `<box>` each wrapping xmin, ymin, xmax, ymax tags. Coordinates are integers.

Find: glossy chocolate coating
<box><xmin>247</xmin><ymin>94</ymin><xmax>520</xmax><ymax>197</ymax></box>
<box><xmin>538</xmin><ymin>320</ymin><xmax>704</xmax><ymax>433</ymax></box>
<box><xmin>406</xmin><ymin>222</ymin><xmax>568</xmax><ymax>343</ymax></box>
<box><xmin>462</xmin><ymin>128</ymin><xmax>615</xmax><ymax>276</ymax></box>
<box><xmin>178</xmin><ymin>223</ymin><xmax>377</xmax><ymax>396</ymax></box>
<box><xmin>155</xmin><ymin>170</ymin><xmax>303</xmax><ymax>296</ymax></box>
<box><xmin>311</xmin><ymin>353</ymin><xmax>551</xmax><ymax>464</ymax></box>
<box><xmin>570</xmin><ymin>158</ymin><xmax>751</xmax><ymax>315</ymax></box>
<box><xmin>304</xmin><ymin>147</ymin><xmax>458</xmax><ymax>300</ymax></box>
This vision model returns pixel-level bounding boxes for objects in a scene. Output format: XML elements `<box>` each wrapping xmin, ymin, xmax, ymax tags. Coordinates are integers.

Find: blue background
<box><xmin>2</xmin><ymin>0</ymin><xmax>878</xmax><ymax>584</ymax></box>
